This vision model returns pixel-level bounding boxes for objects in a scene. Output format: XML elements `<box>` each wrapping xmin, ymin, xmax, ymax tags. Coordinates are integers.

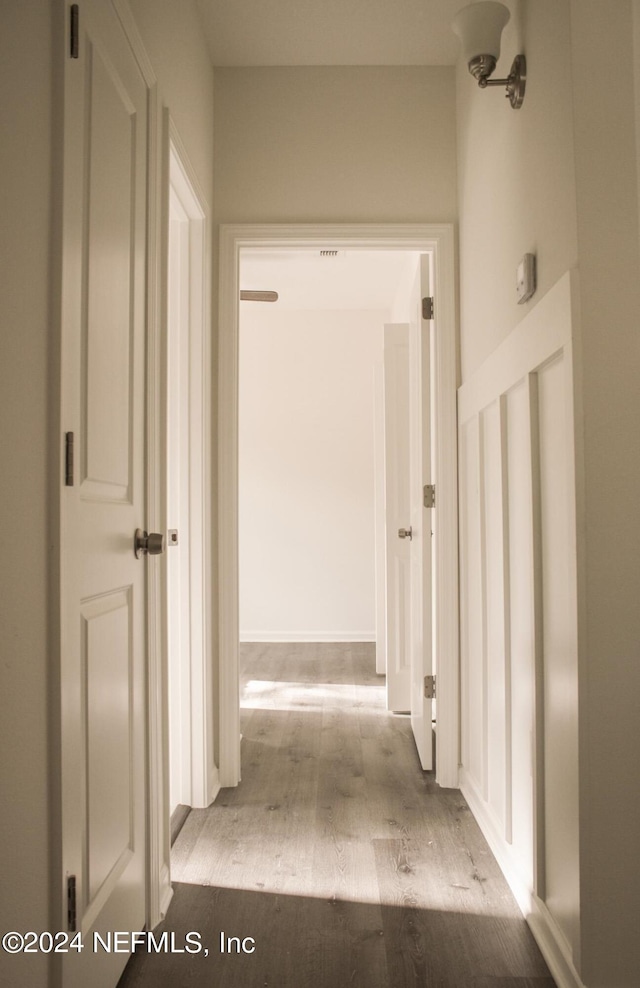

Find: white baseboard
<box><xmin>207</xmin><ymin>766</ymin><xmax>221</xmax><ymax>806</ymax></box>
<box><xmin>527</xmin><ymin>896</ymin><xmax>587</xmax><ymax>988</ymax></box>
<box><xmin>460</xmin><ymin>769</ymin><xmax>586</xmax><ymax>988</ymax></box>
<box><xmin>158</xmin><ymin>863</ymin><xmax>173</xmax><ymax>923</ymax></box>
<box><xmin>239</xmin><ymin>631</ymin><xmax>376</xmax><ymax>643</ymax></box>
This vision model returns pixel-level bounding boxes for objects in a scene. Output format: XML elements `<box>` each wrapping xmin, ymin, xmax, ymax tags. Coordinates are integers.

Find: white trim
<box><xmin>429</xmin><ymin>228</ymin><xmax>459</xmax><ymax>789</ymax></box>
<box><xmin>208</xmin><ymin>771</ymin><xmax>221</xmax><ymax>807</ymax></box>
<box><xmin>461</xmin><ymin>767</ymin><xmax>535</xmax><ymax>915</ymax></box>
<box><xmin>158</xmin><ymin>863</ymin><xmax>173</xmax><ymax>920</ymax></box>
<box><xmin>527</xmin><ymin>897</ymin><xmax>587</xmax><ymax>988</ymax></box>
<box><xmin>457</xmin><ymin>273</ymin><xmax>575</xmax><ymax>425</ymax></box>
<box><xmin>218</xmin><ymin>229</ymin><xmax>241</xmax><ymax>788</ymax></box>
<box><xmin>166</xmin><ymin>123</ymin><xmax>216</xmax><ymax>811</ymax></box>
<box><xmin>458</xmin><ymin>271</ymin><xmax>582</xmax><ymax>988</ymax></box>
<box><xmin>461</xmin><ymin>768</ymin><xmax>586</xmax><ymax>988</ymax></box>
<box><xmin>239</xmin><ymin>632</ymin><xmax>377</xmax><ymax>644</ymax></box>
<box><xmin>218</xmin><ymin>223</ymin><xmax>459</xmax><ymax>789</ymax></box>
<box><xmin>113</xmin><ymin>0</ymin><xmax>156</xmax><ymax>85</ymax></box>
<box><xmin>373</xmin><ymin>362</ymin><xmax>387</xmax><ymax>676</ymax></box>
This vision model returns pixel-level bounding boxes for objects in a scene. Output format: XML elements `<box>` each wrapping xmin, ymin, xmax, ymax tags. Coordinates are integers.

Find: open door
<box><xmin>383</xmin><ymin>324</ymin><xmax>411</xmax><ymax>712</ymax></box>
<box><xmin>59</xmin><ymin>1</ymin><xmax>149</xmax><ymax>983</ymax></box>
<box><xmin>408</xmin><ymin>255</ymin><xmax>435</xmax><ymax>769</ymax></box>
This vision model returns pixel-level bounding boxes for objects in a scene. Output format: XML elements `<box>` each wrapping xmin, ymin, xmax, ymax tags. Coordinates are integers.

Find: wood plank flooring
<box><xmin>117</xmin><ymin>643</ymin><xmax>555</xmax><ymax>988</ymax></box>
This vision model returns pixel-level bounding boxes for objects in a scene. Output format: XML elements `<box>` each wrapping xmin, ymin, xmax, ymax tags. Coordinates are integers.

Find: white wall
<box><xmin>239</xmin><ymin>307</ymin><xmax>384</xmax><ymax>641</ymax></box>
<box><xmin>456</xmin><ymin>4</ymin><xmax>582</xmax><ymax>975</ymax></box>
<box><xmin>128</xmin><ymin>0</ymin><xmax>214</xmax><ymax>203</ymax></box>
<box><xmin>568</xmin><ymin>3</ymin><xmax>640</xmax><ymax>984</ymax></box>
<box><xmin>456</xmin><ymin>0</ymin><xmax>578</xmax><ymax>382</ymax></box>
<box><xmin>0</xmin><ymin>3</ymin><xmax>53</xmax><ymax>985</ymax></box>
<box><xmin>457</xmin><ymin>1</ymin><xmax>640</xmax><ymax>985</ymax></box>
<box><xmin>213</xmin><ymin>66</ymin><xmax>457</xmax><ymax>225</ymax></box>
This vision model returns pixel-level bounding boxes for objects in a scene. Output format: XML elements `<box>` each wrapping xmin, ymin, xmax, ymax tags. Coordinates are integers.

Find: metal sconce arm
<box><xmin>468</xmin><ymin>53</ymin><xmax>526</xmax><ymax>109</ymax></box>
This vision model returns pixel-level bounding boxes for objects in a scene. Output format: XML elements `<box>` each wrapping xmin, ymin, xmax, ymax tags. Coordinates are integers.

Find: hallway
<box><xmin>118</xmin><ymin>643</ymin><xmax>555</xmax><ymax>988</ymax></box>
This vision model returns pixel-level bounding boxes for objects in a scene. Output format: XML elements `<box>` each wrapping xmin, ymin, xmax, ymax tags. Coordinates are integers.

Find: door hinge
<box><xmin>423</xmin><ymin>484</ymin><xmax>435</xmax><ymax>508</ymax></box>
<box><xmin>65</xmin><ymin>432</ymin><xmax>75</xmax><ymax>486</ymax></box>
<box><xmin>67</xmin><ymin>875</ymin><xmax>77</xmax><ymax>932</ymax></box>
<box><xmin>70</xmin><ymin>4</ymin><xmax>79</xmax><ymax>59</ymax></box>
<box><xmin>422</xmin><ymin>296</ymin><xmax>434</xmax><ymax>320</ymax></box>
<box><xmin>424</xmin><ymin>674</ymin><xmax>436</xmax><ymax>699</ymax></box>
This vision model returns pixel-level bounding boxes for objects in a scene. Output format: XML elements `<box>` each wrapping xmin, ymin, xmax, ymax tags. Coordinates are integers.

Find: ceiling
<box><xmin>195</xmin><ymin>0</ymin><xmax>464</xmax><ymax>67</ymax></box>
<box><xmin>240</xmin><ymin>250</ymin><xmax>420</xmax><ymax>311</ymax></box>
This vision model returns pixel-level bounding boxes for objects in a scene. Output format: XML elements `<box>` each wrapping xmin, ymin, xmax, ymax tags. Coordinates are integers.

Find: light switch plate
<box><xmin>516</xmin><ymin>253</ymin><xmax>536</xmax><ymax>304</ymax></box>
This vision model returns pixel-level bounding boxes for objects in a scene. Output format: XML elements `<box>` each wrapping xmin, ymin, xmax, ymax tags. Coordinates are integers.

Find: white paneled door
<box><xmin>60</xmin><ymin>2</ymin><xmax>149</xmax><ymax>985</ymax></box>
<box><xmin>383</xmin><ymin>255</ymin><xmax>435</xmax><ymax>766</ymax></box>
<box><xmin>383</xmin><ymin>323</ymin><xmax>411</xmax><ymax>711</ymax></box>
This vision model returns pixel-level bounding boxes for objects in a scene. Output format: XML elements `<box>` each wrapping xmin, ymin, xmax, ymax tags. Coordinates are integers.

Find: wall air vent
<box><xmin>320</xmin><ymin>250</ymin><xmax>340</xmax><ymax>257</ymax></box>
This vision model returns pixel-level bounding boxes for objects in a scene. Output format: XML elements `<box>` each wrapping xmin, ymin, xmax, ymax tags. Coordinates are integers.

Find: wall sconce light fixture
<box><xmin>452</xmin><ymin>1</ymin><xmax>525</xmax><ymax>109</ymax></box>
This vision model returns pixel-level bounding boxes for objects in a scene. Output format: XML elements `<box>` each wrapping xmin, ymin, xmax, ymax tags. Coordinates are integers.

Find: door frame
<box><xmin>218</xmin><ymin>223</ymin><xmax>459</xmax><ymax>788</ymax></box>
<box><xmin>166</xmin><ymin>130</ymin><xmax>217</xmax><ymax>814</ymax></box>
<box><xmin>146</xmin><ymin>109</ymin><xmax>217</xmax><ymax>928</ymax></box>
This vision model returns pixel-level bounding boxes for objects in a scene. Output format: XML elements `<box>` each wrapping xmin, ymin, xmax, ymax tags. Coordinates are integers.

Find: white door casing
<box><xmin>373</xmin><ymin>362</ymin><xmax>387</xmax><ymax>676</ymax></box>
<box><xmin>383</xmin><ymin>324</ymin><xmax>412</xmax><ymax>712</ymax></box>
<box><xmin>59</xmin><ymin>0</ymin><xmax>148</xmax><ymax>983</ymax></box>
<box><xmin>409</xmin><ymin>255</ymin><xmax>434</xmax><ymax>770</ymax></box>
<box><xmin>218</xmin><ymin>224</ymin><xmax>459</xmax><ymax>789</ymax></box>
<box><xmin>166</xmin><ymin>135</ymin><xmax>218</xmax><ymax>814</ymax></box>
<box><xmin>167</xmin><ymin>183</ymin><xmax>191</xmax><ymax>814</ymax></box>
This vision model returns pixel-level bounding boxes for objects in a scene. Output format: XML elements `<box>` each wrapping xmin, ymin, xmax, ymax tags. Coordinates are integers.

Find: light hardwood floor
<box><xmin>118</xmin><ymin>642</ymin><xmax>555</xmax><ymax>988</ymax></box>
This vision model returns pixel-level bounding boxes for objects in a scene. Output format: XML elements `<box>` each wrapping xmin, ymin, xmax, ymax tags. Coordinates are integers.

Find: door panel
<box><xmin>83</xmin><ymin>43</ymin><xmax>136</xmax><ymax>496</ymax></box>
<box><xmin>383</xmin><ymin>324</ymin><xmax>411</xmax><ymax>711</ymax></box>
<box><xmin>60</xmin><ymin>1</ymin><xmax>148</xmax><ymax>984</ymax></box>
<box><xmin>83</xmin><ymin>589</ymin><xmax>133</xmax><ymax>906</ymax></box>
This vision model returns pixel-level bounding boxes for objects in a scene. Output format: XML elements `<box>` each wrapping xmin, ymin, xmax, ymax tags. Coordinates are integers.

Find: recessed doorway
<box><xmin>218</xmin><ymin>224</ymin><xmax>459</xmax><ymax>791</ymax></box>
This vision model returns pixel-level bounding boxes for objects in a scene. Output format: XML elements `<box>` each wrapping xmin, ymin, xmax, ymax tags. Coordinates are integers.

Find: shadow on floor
<box><xmin>117</xmin><ymin>882</ymin><xmax>556</xmax><ymax>988</ymax></box>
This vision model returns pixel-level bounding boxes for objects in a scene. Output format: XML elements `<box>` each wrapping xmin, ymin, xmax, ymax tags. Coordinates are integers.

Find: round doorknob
<box><xmin>134</xmin><ymin>529</ymin><xmax>165</xmax><ymax>558</ymax></box>
<box><xmin>398</xmin><ymin>527</ymin><xmax>413</xmax><ymax>540</ymax></box>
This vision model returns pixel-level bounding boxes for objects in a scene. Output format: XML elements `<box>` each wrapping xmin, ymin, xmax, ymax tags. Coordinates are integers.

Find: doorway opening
<box><xmin>218</xmin><ymin>225</ymin><xmax>459</xmax><ymax>792</ymax></box>
<box><xmin>238</xmin><ymin>249</ymin><xmax>413</xmax><ymax>649</ymax></box>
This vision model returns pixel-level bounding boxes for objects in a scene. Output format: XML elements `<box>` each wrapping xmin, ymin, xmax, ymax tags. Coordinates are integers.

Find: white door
<box><xmin>60</xmin><ymin>1</ymin><xmax>149</xmax><ymax>984</ymax></box>
<box><xmin>409</xmin><ymin>256</ymin><xmax>435</xmax><ymax>769</ymax></box>
<box><xmin>383</xmin><ymin>324</ymin><xmax>412</xmax><ymax>711</ymax></box>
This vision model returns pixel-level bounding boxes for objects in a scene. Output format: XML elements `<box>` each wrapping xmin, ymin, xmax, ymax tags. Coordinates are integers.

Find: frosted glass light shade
<box><xmin>452</xmin><ymin>1</ymin><xmax>510</xmax><ymax>64</ymax></box>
